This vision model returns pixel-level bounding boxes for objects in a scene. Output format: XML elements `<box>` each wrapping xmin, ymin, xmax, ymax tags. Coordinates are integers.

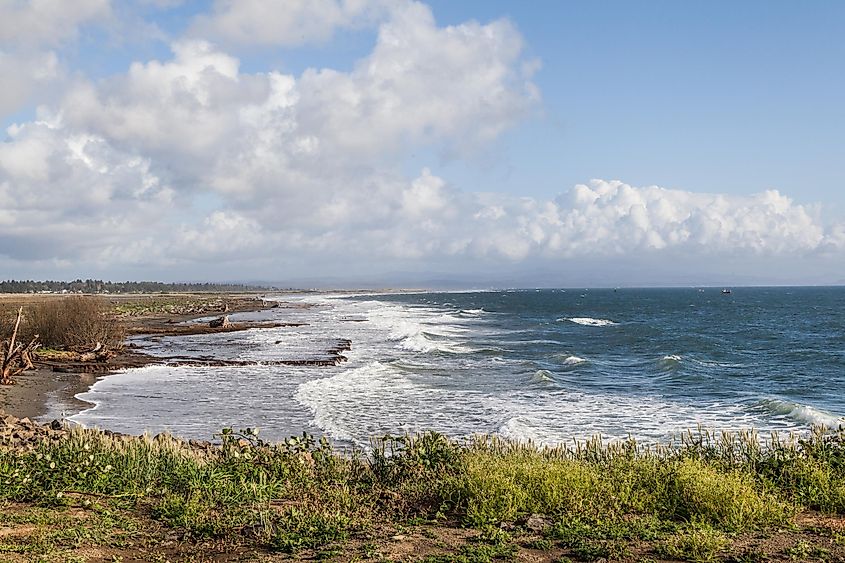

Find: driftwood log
<box><xmin>1</xmin><ymin>307</ymin><xmax>40</xmax><ymax>385</ymax></box>
<box><xmin>79</xmin><ymin>342</ymin><xmax>111</xmax><ymax>363</ymax></box>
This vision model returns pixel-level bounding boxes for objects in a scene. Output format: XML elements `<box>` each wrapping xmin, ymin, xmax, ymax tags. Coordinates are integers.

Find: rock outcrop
<box><xmin>0</xmin><ymin>411</ymin><xmax>68</xmax><ymax>451</ymax></box>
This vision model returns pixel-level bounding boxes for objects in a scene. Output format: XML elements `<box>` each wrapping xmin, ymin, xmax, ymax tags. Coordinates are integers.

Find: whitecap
<box><xmin>531</xmin><ymin>369</ymin><xmax>555</xmax><ymax>383</ymax></box>
<box><xmin>562</xmin><ymin>355</ymin><xmax>587</xmax><ymax>366</ymax></box>
<box><xmin>562</xmin><ymin>317</ymin><xmax>618</xmax><ymax>327</ymax></box>
<box><xmin>458</xmin><ymin>308</ymin><xmax>486</xmax><ymax>316</ymax></box>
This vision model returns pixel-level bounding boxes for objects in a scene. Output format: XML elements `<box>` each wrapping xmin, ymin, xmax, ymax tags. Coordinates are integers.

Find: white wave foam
<box><xmin>295</xmin><ymin>362</ymin><xmax>400</xmax><ymax>441</ymax></box>
<box><xmin>759</xmin><ymin>399</ymin><xmax>844</xmax><ymax>429</ymax></box>
<box><xmin>563</xmin><ymin>317</ymin><xmax>618</xmax><ymax>327</ymax></box>
<box><xmin>356</xmin><ymin>301</ymin><xmax>479</xmax><ymax>354</ymax></box>
<box><xmin>295</xmin><ymin>360</ymin><xmax>493</xmax><ymax>445</ymax></box>
<box><xmin>499</xmin><ymin>417</ymin><xmax>562</xmax><ymax>443</ymax></box>
<box><xmin>490</xmin><ymin>392</ymin><xmax>769</xmax><ymax>446</ymax></box>
<box><xmin>499</xmin><ymin>338</ymin><xmax>565</xmax><ymax>346</ymax></box>
<box><xmin>661</xmin><ymin>355</ymin><xmax>683</xmax><ymax>362</ymax></box>
<box><xmin>692</xmin><ymin>358</ymin><xmax>745</xmax><ymax>368</ymax></box>
<box><xmin>397</xmin><ymin>332</ymin><xmax>474</xmax><ymax>354</ymax></box>
<box><xmin>531</xmin><ymin>369</ymin><xmax>555</xmax><ymax>383</ymax></box>
<box><xmin>562</xmin><ymin>355</ymin><xmax>587</xmax><ymax>366</ymax></box>
<box><xmin>458</xmin><ymin>308</ymin><xmax>485</xmax><ymax>316</ymax></box>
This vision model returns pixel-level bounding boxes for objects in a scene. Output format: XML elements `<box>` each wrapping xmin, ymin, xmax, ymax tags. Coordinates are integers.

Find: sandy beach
<box><xmin>0</xmin><ymin>292</ymin><xmax>296</xmax><ymax>420</ymax></box>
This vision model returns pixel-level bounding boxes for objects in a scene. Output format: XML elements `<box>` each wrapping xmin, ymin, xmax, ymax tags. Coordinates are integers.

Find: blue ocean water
<box><xmin>68</xmin><ymin>287</ymin><xmax>845</xmax><ymax>446</ymax></box>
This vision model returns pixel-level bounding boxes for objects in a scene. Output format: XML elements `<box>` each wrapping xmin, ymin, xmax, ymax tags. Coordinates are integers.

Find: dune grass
<box><xmin>1</xmin><ymin>427</ymin><xmax>844</xmax><ymax>560</ymax></box>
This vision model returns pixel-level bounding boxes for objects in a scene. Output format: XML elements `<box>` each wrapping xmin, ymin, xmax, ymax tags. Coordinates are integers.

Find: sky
<box><xmin>0</xmin><ymin>0</ymin><xmax>843</xmax><ymax>287</ymax></box>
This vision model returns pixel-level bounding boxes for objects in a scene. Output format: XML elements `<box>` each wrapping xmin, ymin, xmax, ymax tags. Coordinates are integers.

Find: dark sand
<box><xmin>0</xmin><ymin>368</ymin><xmax>97</xmax><ymax>420</ymax></box>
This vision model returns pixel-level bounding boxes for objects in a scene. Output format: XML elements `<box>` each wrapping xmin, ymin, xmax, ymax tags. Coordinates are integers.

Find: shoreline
<box><xmin>0</xmin><ymin>292</ymin><xmax>296</xmax><ymax>421</ymax></box>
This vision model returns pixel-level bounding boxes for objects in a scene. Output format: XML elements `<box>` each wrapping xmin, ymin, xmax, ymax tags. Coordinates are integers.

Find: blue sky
<box><xmin>0</xmin><ymin>0</ymin><xmax>843</xmax><ymax>285</ymax></box>
<box><xmin>432</xmin><ymin>1</ymin><xmax>845</xmax><ymax>207</ymax></box>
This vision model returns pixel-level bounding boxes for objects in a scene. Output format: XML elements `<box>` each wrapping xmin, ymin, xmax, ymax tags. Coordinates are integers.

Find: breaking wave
<box><xmin>531</xmin><ymin>369</ymin><xmax>555</xmax><ymax>383</ymax></box>
<box><xmin>758</xmin><ymin>399</ymin><xmax>844</xmax><ymax>429</ymax></box>
<box><xmin>562</xmin><ymin>317</ymin><xmax>618</xmax><ymax>327</ymax></box>
<box><xmin>458</xmin><ymin>308</ymin><xmax>486</xmax><ymax>316</ymax></box>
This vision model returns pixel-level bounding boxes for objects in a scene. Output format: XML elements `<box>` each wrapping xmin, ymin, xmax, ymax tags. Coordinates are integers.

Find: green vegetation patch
<box><xmin>0</xmin><ymin>427</ymin><xmax>844</xmax><ymax>559</ymax></box>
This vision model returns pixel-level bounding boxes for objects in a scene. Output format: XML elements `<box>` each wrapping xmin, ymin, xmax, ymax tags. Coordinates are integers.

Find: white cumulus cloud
<box><xmin>0</xmin><ymin>1</ymin><xmax>841</xmax><ymax>284</ymax></box>
<box><xmin>0</xmin><ymin>0</ymin><xmax>111</xmax><ymax>120</ymax></box>
<box><xmin>0</xmin><ymin>119</ymin><xmax>173</xmax><ymax>260</ymax></box>
<box><xmin>189</xmin><ymin>0</ymin><xmax>395</xmax><ymax>47</ymax></box>
<box><xmin>0</xmin><ymin>0</ymin><xmax>111</xmax><ymax>47</ymax></box>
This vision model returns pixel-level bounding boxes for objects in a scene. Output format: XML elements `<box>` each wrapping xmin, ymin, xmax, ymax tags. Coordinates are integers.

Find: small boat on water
<box><xmin>721</xmin><ymin>288</ymin><xmax>732</xmax><ymax>295</ymax></box>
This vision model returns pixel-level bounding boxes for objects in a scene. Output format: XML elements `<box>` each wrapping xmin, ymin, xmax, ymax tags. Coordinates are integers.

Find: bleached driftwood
<box><xmin>209</xmin><ymin>315</ymin><xmax>231</xmax><ymax>329</ymax></box>
<box><xmin>79</xmin><ymin>341</ymin><xmax>111</xmax><ymax>362</ymax></box>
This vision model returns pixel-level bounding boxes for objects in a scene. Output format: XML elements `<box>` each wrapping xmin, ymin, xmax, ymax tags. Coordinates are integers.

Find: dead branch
<box><xmin>2</xmin><ymin>307</ymin><xmax>40</xmax><ymax>384</ymax></box>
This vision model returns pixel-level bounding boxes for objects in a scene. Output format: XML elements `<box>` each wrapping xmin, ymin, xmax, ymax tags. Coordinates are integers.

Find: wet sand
<box><xmin>0</xmin><ymin>369</ymin><xmax>84</xmax><ymax>420</ymax></box>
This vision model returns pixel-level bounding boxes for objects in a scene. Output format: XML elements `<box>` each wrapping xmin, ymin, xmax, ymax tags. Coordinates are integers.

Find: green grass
<box><xmin>0</xmin><ymin>426</ymin><xmax>844</xmax><ymax>558</ymax></box>
<box><xmin>656</xmin><ymin>524</ymin><xmax>728</xmax><ymax>562</ymax></box>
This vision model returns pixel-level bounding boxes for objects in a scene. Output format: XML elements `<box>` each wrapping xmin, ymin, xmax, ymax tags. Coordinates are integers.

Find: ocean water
<box><xmin>67</xmin><ymin>287</ymin><xmax>845</xmax><ymax>446</ymax></box>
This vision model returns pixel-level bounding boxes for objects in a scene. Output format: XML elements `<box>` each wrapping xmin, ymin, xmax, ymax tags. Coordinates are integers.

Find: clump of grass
<box><xmin>268</xmin><ymin>507</ymin><xmax>351</xmax><ymax>553</ymax></box>
<box><xmin>524</xmin><ymin>537</ymin><xmax>553</xmax><ymax>550</ymax></box>
<box><xmin>454</xmin><ymin>451</ymin><xmax>607</xmax><ymax>525</ymax></box>
<box><xmin>656</xmin><ymin>524</ymin><xmax>728</xmax><ymax>562</ymax></box>
<box><xmin>665</xmin><ymin>457</ymin><xmax>793</xmax><ymax>529</ymax></box>
<box><xmin>12</xmin><ymin>296</ymin><xmax>124</xmax><ymax>351</ymax></box>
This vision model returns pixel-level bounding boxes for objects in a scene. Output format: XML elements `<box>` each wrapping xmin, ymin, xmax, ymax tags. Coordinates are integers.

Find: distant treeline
<box><xmin>0</xmin><ymin>279</ymin><xmax>266</xmax><ymax>294</ymax></box>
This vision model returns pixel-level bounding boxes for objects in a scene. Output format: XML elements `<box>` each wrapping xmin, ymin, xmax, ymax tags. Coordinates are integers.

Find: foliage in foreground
<box><xmin>1</xmin><ymin>427</ymin><xmax>845</xmax><ymax>559</ymax></box>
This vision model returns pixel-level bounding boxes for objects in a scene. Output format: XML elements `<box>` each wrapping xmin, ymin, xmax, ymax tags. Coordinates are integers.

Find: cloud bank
<box><xmin>0</xmin><ymin>0</ymin><xmax>842</xmax><ymax>283</ymax></box>
<box><xmin>189</xmin><ymin>0</ymin><xmax>395</xmax><ymax>47</ymax></box>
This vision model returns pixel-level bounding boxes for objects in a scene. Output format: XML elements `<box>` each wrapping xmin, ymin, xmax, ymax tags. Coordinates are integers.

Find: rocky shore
<box><xmin>0</xmin><ymin>410</ymin><xmax>67</xmax><ymax>451</ymax></box>
<box><xmin>0</xmin><ymin>409</ymin><xmax>222</xmax><ymax>454</ymax></box>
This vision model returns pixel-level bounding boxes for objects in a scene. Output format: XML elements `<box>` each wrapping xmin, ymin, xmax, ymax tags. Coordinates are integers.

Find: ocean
<box><xmin>65</xmin><ymin>287</ymin><xmax>845</xmax><ymax>446</ymax></box>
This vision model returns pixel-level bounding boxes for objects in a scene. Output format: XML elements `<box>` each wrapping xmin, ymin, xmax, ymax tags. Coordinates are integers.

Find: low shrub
<box><xmin>20</xmin><ymin>296</ymin><xmax>124</xmax><ymax>351</ymax></box>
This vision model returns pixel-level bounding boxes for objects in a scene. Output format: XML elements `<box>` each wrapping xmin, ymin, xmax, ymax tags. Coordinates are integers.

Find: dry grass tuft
<box><xmin>2</xmin><ymin>296</ymin><xmax>125</xmax><ymax>351</ymax></box>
